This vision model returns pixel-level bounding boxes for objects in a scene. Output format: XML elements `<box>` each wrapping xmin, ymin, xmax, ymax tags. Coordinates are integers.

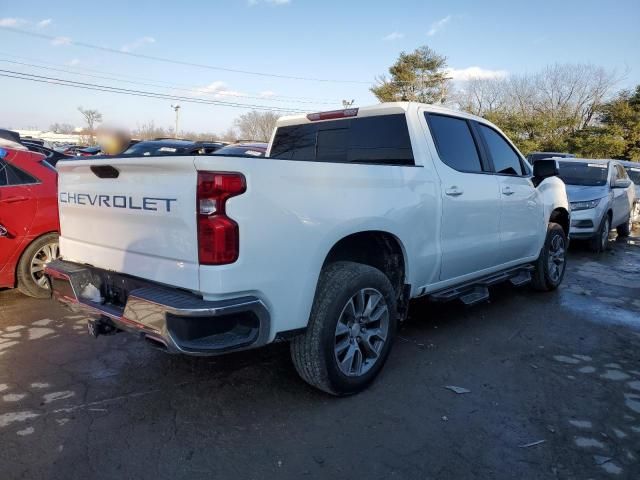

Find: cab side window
<box><xmin>478</xmin><ymin>124</ymin><xmax>525</xmax><ymax>176</ymax></box>
<box><xmin>426</xmin><ymin>113</ymin><xmax>483</xmax><ymax>173</ymax></box>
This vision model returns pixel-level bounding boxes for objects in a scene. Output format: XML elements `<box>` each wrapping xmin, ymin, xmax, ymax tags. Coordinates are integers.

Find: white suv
<box><xmin>559</xmin><ymin>159</ymin><xmax>636</xmax><ymax>252</ymax></box>
<box><xmin>47</xmin><ymin>103</ymin><xmax>570</xmax><ymax>395</ymax></box>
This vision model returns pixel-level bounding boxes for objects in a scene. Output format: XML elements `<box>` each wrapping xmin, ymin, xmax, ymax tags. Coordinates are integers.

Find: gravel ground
<box><xmin>1</xmin><ymin>230</ymin><xmax>639</xmax><ymax>479</ymax></box>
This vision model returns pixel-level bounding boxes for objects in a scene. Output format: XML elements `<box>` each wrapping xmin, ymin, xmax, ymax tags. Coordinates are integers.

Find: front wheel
<box><xmin>616</xmin><ymin>215</ymin><xmax>631</xmax><ymax>238</ymax></box>
<box><xmin>290</xmin><ymin>261</ymin><xmax>397</xmax><ymax>395</ymax></box>
<box><xmin>16</xmin><ymin>233</ymin><xmax>59</xmax><ymax>298</ymax></box>
<box><xmin>531</xmin><ymin>223</ymin><xmax>567</xmax><ymax>292</ymax></box>
<box><xmin>589</xmin><ymin>215</ymin><xmax>610</xmax><ymax>253</ymax></box>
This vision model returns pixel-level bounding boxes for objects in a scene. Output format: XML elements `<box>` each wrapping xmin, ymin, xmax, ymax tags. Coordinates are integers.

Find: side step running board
<box><xmin>429</xmin><ymin>265</ymin><xmax>534</xmax><ymax>306</ymax></box>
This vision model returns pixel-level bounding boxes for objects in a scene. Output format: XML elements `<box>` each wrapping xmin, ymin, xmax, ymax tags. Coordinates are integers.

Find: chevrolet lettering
<box><xmin>59</xmin><ymin>192</ymin><xmax>177</xmax><ymax>212</ymax></box>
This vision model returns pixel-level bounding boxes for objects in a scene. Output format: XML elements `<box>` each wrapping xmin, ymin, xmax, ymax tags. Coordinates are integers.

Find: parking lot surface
<box><xmin>1</xmin><ymin>234</ymin><xmax>639</xmax><ymax>479</ymax></box>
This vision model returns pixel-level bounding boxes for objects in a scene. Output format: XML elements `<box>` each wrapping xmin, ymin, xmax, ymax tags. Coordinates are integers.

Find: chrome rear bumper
<box><xmin>45</xmin><ymin>259</ymin><xmax>270</xmax><ymax>355</ymax></box>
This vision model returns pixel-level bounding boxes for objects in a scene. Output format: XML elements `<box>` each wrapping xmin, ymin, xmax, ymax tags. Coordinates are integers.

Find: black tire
<box><xmin>16</xmin><ymin>233</ymin><xmax>59</xmax><ymax>298</ymax></box>
<box><xmin>290</xmin><ymin>261</ymin><xmax>397</xmax><ymax>396</ymax></box>
<box><xmin>589</xmin><ymin>215</ymin><xmax>610</xmax><ymax>253</ymax></box>
<box><xmin>531</xmin><ymin>223</ymin><xmax>567</xmax><ymax>292</ymax></box>
<box><xmin>616</xmin><ymin>215</ymin><xmax>631</xmax><ymax>237</ymax></box>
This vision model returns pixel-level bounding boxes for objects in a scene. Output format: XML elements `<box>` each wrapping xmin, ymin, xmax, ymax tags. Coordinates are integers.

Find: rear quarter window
<box><xmin>270</xmin><ymin>114</ymin><xmax>414</xmax><ymax>166</ymax></box>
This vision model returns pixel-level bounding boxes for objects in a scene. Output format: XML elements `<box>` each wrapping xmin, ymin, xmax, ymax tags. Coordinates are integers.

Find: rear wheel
<box><xmin>589</xmin><ymin>215</ymin><xmax>610</xmax><ymax>253</ymax></box>
<box><xmin>531</xmin><ymin>223</ymin><xmax>567</xmax><ymax>292</ymax></box>
<box><xmin>616</xmin><ymin>215</ymin><xmax>631</xmax><ymax>237</ymax></box>
<box><xmin>290</xmin><ymin>261</ymin><xmax>397</xmax><ymax>395</ymax></box>
<box><xmin>16</xmin><ymin>233</ymin><xmax>59</xmax><ymax>298</ymax></box>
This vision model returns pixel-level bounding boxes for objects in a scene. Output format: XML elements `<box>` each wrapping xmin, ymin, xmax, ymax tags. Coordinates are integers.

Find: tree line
<box><xmin>372</xmin><ymin>46</ymin><xmax>640</xmax><ymax>160</ymax></box>
<box><xmin>50</xmin><ymin>109</ymin><xmax>280</xmax><ymax>143</ymax></box>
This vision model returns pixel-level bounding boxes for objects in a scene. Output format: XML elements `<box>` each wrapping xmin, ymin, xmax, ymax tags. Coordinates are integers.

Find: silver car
<box><xmin>620</xmin><ymin>160</ymin><xmax>640</xmax><ymax>227</ymax></box>
<box><xmin>559</xmin><ymin>159</ymin><xmax>636</xmax><ymax>252</ymax></box>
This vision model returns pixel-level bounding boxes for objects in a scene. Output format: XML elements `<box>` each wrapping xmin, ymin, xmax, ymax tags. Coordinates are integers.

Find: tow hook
<box><xmin>87</xmin><ymin>317</ymin><xmax>117</xmax><ymax>338</ymax></box>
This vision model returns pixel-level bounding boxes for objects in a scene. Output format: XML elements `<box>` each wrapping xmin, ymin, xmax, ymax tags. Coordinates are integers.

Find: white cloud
<box><xmin>0</xmin><ymin>18</ymin><xmax>27</xmax><ymax>27</ymax></box>
<box><xmin>193</xmin><ymin>81</ymin><xmax>246</xmax><ymax>99</ymax></box>
<box><xmin>121</xmin><ymin>36</ymin><xmax>155</xmax><ymax>52</ymax></box>
<box><xmin>68</xmin><ymin>58</ymin><xmax>80</xmax><ymax>66</ymax></box>
<box><xmin>36</xmin><ymin>18</ymin><xmax>52</xmax><ymax>28</ymax></box>
<box><xmin>383</xmin><ymin>32</ymin><xmax>404</xmax><ymax>41</ymax></box>
<box><xmin>259</xmin><ymin>90</ymin><xmax>276</xmax><ymax>97</ymax></box>
<box><xmin>248</xmin><ymin>0</ymin><xmax>291</xmax><ymax>6</ymax></box>
<box><xmin>446</xmin><ymin>66</ymin><xmax>509</xmax><ymax>82</ymax></box>
<box><xmin>51</xmin><ymin>36</ymin><xmax>72</xmax><ymax>46</ymax></box>
<box><xmin>427</xmin><ymin>15</ymin><xmax>451</xmax><ymax>36</ymax></box>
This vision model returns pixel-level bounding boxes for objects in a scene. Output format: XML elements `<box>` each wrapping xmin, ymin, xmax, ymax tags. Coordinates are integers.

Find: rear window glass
<box><xmin>427</xmin><ymin>114</ymin><xmax>482</xmax><ymax>173</ymax></box>
<box><xmin>270</xmin><ymin>114</ymin><xmax>414</xmax><ymax>165</ymax></box>
<box><xmin>215</xmin><ymin>145</ymin><xmax>266</xmax><ymax>157</ymax></box>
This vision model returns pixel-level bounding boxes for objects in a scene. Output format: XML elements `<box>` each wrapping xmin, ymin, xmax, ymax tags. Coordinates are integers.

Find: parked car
<box><xmin>22</xmin><ymin>141</ymin><xmax>73</xmax><ymax>166</ymax></box>
<box><xmin>527</xmin><ymin>152</ymin><xmax>576</xmax><ymax>164</ymax></box>
<box><xmin>59</xmin><ymin>145</ymin><xmax>84</xmax><ymax>156</ymax></box>
<box><xmin>559</xmin><ymin>158</ymin><xmax>635</xmax><ymax>251</ymax></box>
<box><xmin>213</xmin><ymin>142</ymin><xmax>268</xmax><ymax>157</ymax></box>
<box><xmin>122</xmin><ymin>139</ymin><xmax>225</xmax><ymax>156</ymax></box>
<box><xmin>46</xmin><ymin>103</ymin><xmax>569</xmax><ymax>395</ymax></box>
<box><xmin>76</xmin><ymin>146</ymin><xmax>102</xmax><ymax>156</ymax></box>
<box><xmin>0</xmin><ymin>145</ymin><xmax>59</xmax><ymax>297</ymax></box>
<box><xmin>620</xmin><ymin>160</ymin><xmax>640</xmax><ymax>228</ymax></box>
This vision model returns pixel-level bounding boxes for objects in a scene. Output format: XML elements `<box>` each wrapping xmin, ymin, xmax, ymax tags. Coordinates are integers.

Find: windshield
<box><xmin>625</xmin><ymin>166</ymin><xmax>640</xmax><ymax>185</ymax></box>
<box><xmin>558</xmin><ymin>161</ymin><xmax>609</xmax><ymax>186</ymax></box>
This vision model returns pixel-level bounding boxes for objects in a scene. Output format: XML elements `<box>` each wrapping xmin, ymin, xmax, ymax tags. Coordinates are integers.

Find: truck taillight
<box><xmin>197</xmin><ymin>172</ymin><xmax>246</xmax><ymax>265</ymax></box>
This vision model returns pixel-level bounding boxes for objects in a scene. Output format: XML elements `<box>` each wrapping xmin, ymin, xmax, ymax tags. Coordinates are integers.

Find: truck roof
<box><xmin>276</xmin><ymin>102</ymin><xmax>489</xmax><ymax>128</ymax></box>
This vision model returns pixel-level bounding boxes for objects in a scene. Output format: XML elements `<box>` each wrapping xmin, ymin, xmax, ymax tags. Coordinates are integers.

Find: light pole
<box><xmin>171</xmin><ymin>104</ymin><xmax>181</xmax><ymax>138</ymax></box>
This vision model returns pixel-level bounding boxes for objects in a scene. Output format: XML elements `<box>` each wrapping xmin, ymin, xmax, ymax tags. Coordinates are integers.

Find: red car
<box><xmin>0</xmin><ymin>145</ymin><xmax>59</xmax><ymax>297</ymax></box>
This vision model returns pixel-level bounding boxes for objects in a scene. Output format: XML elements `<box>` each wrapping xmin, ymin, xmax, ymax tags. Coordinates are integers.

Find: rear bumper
<box><xmin>45</xmin><ymin>259</ymin><xmax>270</xmax><ymax>355</ymax></box>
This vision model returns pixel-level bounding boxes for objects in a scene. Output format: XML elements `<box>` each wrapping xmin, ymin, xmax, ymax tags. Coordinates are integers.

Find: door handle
<box><xmin>501</xmin><ymin>187</ymin><xmax>515</xmax><ymax>196</ymax></box>
<box><xmin>445</xmin><ymin>186</ymin><xmax>463</xmax><ymax>197</ymax></box>
<box><xmin>0</xmin><ymin>224</ymin><xmax>7</xmax><ymax>237</ymax></box>
<box><xmin>0</xmin><ymin>196</ymin><xmax>28</xmax><ymax>204</ymax></box>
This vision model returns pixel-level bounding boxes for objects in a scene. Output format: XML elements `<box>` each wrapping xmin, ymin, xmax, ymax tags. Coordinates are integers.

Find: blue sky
<box><xmin>1</xmin><ymin>0</ymin><xmax>639</xmax><ymax>134</ymax></box>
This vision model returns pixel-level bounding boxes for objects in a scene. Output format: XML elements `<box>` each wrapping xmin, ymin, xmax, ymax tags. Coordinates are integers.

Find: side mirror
<box><xmin>612</xmin><ymin>178</ymin><xmax>631</xmax><ymax>189</ymax></box>
<box><xmin>533</xmin><ymin>159</ymin><xmax>559</xmax><ymax>180</ymax></box>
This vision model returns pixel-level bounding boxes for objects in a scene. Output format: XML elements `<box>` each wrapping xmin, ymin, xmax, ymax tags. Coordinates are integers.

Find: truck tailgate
<box><xmin>56</xmin><ymin>156</ymin><xmax>200</xmax><ymax>291</ymax></box>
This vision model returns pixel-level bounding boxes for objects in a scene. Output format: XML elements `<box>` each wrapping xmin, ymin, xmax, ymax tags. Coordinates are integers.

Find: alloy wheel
<box><xmin>601</xmin><ymin>218</ymin><xmax>610</xmax><ymax>250</ymax></box>
<box><xmin>30</xmin><ymin>242</ymin><xmax>59</xmax><ymax>289</ymax></box>
<box><xmin>334</xmin><ymin>288</ymin><xmax>389</xmax><ymax>377</ymax></box>
<box><xmin>547</xmin><ymin>234</ymin><xmax>566</xmax><ymax>283</ymax></box>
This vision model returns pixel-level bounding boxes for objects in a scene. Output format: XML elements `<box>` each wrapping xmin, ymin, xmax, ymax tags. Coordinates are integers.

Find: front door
<box><xmin>423</xmin><ymin>112</ymin><xmax>502</xmax><ymax>281</ymax></box>
<box><xmin>474</xmin><ymin>123</ymin><xmax>544</xmax><ymax>263</ymax></box>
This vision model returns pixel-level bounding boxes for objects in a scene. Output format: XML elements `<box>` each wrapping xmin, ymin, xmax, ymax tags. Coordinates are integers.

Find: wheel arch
<box><xmin>549</xmin><ymin>207</ymin><xmax>570</xmax><ymax>237</ymax></box>
<box><xmin>321</xmin><ymin>230</ymin><xmax>409</xmax><ymax>299</ymax></box>
<box><xmin>14</xmin><ymin>230</ymin><xmax>59</xmax><ymax>286</ymax></box>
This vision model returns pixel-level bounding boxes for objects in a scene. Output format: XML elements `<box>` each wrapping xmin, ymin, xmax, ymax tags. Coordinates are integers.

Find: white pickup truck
<box><xmin>46</xmin><ymin>103</ymin><xmax>570</xmax><ymax>395</ymax></box>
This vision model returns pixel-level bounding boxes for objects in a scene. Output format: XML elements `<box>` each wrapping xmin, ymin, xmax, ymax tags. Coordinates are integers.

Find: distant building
<box><xmin>14</xmin><ymin>129</ymin><xmax>87</xmax><ymax>146</ymax></box>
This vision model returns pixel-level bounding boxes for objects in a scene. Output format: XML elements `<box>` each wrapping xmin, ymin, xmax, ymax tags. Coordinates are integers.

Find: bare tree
<box><xmin>234</xmin><ymin>111</ymin><xmax>279</xmax><ymax>142</ymax></box>
<box><xmin>77</xmin><ymin>107</ymin><xmax>103</xmax><ymax>144</ymax></box>
<box><xmin>49</xmin><ymin>123</ymin><xmax>76</xmax><ymax>134</ymax></box>
<box><xmin>131</xmin><ymin>121</ymin><xmax>169</xmax><ymax>140</ymax></box>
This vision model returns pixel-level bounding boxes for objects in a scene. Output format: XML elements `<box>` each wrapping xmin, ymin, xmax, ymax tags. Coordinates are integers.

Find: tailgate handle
<box><xmin>91</xmin><ymin>165</ymin><xmax>120</xmax><ymax>179</ymax></box>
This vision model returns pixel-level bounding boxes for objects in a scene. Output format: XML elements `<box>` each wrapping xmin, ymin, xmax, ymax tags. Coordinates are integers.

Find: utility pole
<box><xmin>171</xmin><ymin>104</ymin><xmax>181</xmax><ymax>138</ymax></box>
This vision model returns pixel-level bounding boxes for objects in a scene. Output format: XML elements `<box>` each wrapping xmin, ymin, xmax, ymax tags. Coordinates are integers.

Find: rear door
<box><xmin>0</xmin><ymin>156</ymin><xmax>38</xmax><ymax>271</ymax></box>
<box><xmin>475</xmin><ymin>122</ymin><xmax>543</xmax><ymax>264</ymax></box>
<box><xmin>56</xmin><ymin>156</ymin><xmax>200</xmax><ymax>290</ymax></box>
<box><xmin>423</xmin><ymin>112</ymin><xmax>501</xmax><ymax>281</ymax></box>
